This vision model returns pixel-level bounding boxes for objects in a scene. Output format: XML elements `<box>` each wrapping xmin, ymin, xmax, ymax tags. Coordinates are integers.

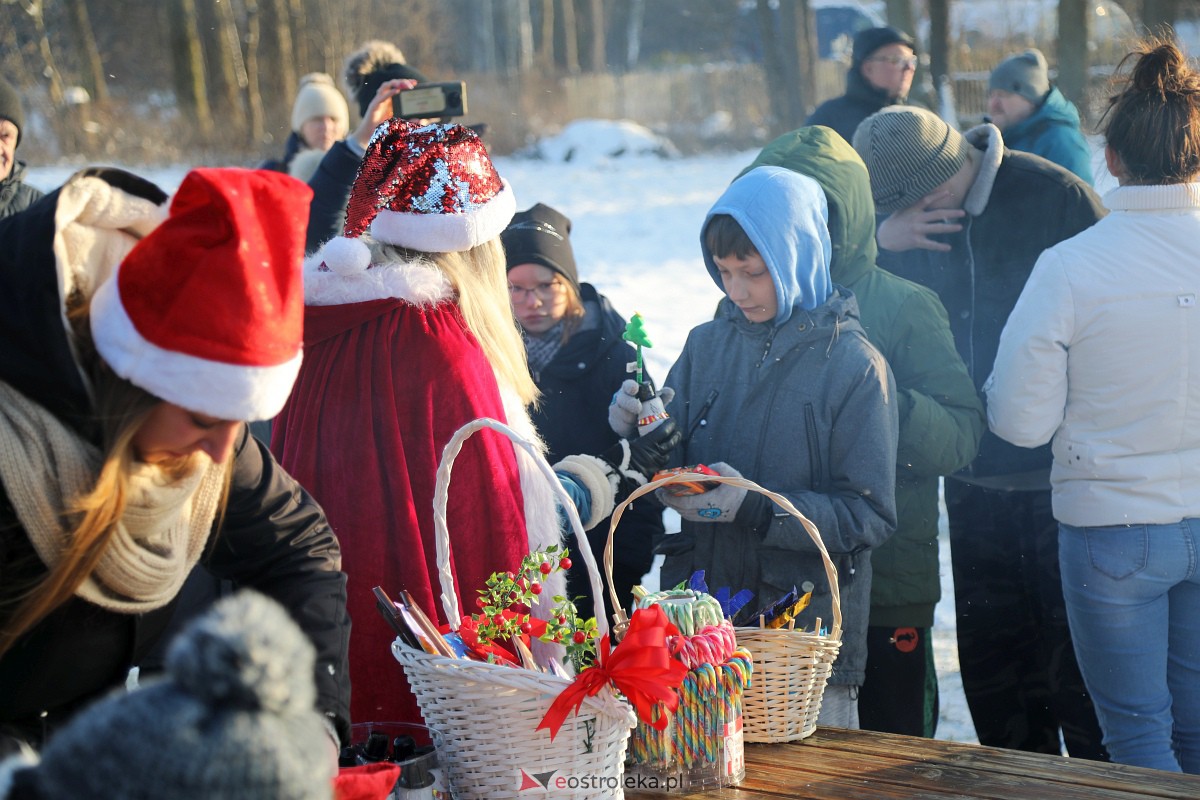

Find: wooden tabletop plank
<box><xmin>624</xmin><ymin>728</ymin><xmax>1200</xmax><ymax>800</ymax></box>
<box><xmin>781</xmin><ymin>729</ymin><xmax>1200</xmax><ymax>799</ymax></box>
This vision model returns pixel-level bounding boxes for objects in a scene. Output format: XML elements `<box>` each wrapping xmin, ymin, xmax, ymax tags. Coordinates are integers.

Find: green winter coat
<box><xmin>741</xmin><ymin>126</ymin><xmax>984</xmax><ymax>628</ymax></box>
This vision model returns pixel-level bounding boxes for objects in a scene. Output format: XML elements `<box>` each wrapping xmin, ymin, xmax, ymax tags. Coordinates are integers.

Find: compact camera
<box><xmin>395</xmin><ymin>81</ymin><xmax>468</xmax><ymax>120</ymax></box>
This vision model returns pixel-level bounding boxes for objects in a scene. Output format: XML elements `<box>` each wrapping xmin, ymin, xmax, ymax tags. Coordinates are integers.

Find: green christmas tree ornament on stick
<box><xmin>622</xmin><ymin>313</ymin><xmax>668</xmax><ymax>435</ymax></box>
<box><xmin>623</xmin><ymin>312</ymin><xmax>654</xmax><ymax>385</ymax></box>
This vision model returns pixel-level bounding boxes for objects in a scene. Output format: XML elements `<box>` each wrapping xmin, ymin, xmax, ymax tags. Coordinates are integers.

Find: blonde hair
<box><xmin>556</xmin><ymin>280</ymin><xmax>585</xmax><ymax>346</ymax></box>
<box><xmin>370</xmin><ymin>236</ymin><xmax>539</xmax><ymax>406</ymax></box>
<box><xmin>0</xmin><ymin>305</ymin><xmax>231</xmax><ymax>657</ymax></box>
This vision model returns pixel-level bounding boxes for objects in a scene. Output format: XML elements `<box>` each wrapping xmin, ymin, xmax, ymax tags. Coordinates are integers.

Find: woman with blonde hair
<box><xmin>988</xmin><ymin>37</ymin><xmax>1200</xmax><ymax>772</ymax></box>
<box><xmin>274</xmin><ymin>120</ymin><xmax>677</xmax><ymax>725</ymax></box>
<box><xmin>0</xmin><ymin>167</ymin><xmax>351</xmax><ymax>750</ymax></box>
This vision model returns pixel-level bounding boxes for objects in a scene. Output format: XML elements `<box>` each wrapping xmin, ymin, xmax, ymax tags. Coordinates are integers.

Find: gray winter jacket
<box><xmin>660</xmin><ymin>287</ymin><xmax>898</xmax><ymax>686</ymax></box>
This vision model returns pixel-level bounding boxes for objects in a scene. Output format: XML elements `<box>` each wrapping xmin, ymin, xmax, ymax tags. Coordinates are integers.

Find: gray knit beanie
<box><xmin>851</xmin><ymin>107</ymin><xmax>970</xmax><ymax>214</ymax></box>
<box><xmin>13</xmin><ymin>591</ymin><xmax>334</xmax><ymax>799</ymax></box>
<box><xmin>989</xmin><ymin>49</ymin><xmax>1050</xmax><ymax>105</ymax></box>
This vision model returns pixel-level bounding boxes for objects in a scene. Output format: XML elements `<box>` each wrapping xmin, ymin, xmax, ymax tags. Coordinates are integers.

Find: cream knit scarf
<box><xmin>0</xmin><ymin>381</ymin><xmax>225</xmax><ymax>612</ymax></box>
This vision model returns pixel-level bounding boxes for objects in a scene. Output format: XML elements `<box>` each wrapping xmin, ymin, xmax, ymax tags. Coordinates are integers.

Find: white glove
<box><xmin>657</xmin><ymin>462</ymin><xmax>750</xmax><ymax>523</ymax></box>
<box><xmin>608</xmin><ymin>379</ymin><xmax>674</xmax><ymax>438</ymax></box>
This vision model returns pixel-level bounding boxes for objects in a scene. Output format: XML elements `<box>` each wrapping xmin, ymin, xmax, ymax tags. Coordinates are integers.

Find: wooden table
<box><xmin>624</xmin><ymin>728</ymin><xmax>1200</xmax><ymax>799</ymax></box>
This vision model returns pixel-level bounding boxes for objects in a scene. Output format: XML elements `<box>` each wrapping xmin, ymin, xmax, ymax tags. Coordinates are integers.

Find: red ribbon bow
<box><xmin>537</xmin><ymin>605</ymin><xmax>689</xmax><ymax>740</ymax></box>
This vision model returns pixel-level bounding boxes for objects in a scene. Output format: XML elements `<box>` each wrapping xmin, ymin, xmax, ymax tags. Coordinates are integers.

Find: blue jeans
<box><xmin>1059</xmin><ymin>520</ymin><xmax>1200</xmax><ymax>773</ymax></box>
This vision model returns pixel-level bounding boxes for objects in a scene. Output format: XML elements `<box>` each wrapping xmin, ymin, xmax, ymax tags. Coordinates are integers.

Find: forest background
<box><xmin>3</xmin><ymin>0</ymin><xmax>1197</xmax><ymax>168</ymax></box>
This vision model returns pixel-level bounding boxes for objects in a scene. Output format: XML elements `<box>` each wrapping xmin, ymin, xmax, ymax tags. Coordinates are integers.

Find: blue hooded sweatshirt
<box><xmin>701</xmin><ymin>165</ymin><xmax>833</xmax><ymax>324</ymax></box>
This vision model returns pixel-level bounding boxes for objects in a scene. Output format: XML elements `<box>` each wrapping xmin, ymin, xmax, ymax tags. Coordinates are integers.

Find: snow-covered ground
<box><xmin>24</xmin><ymin>120</ymin><xmax>991</xmax><ymax>743</ymax></box>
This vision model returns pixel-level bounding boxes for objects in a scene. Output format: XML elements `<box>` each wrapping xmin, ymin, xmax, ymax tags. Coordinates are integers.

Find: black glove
<box><xmin>600</xmin><ymin>417</ymin><xmax>682</xmax><ymax>488</ymax></box>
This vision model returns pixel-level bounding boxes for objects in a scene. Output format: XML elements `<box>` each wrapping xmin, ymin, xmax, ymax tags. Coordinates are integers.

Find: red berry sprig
<box><xmin>470</xmin><ymin>544</ymin><xmax>599</xmax><ymax>670</ymax></box>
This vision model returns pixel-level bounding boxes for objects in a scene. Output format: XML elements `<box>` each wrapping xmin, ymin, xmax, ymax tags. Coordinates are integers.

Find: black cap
<box><xmin>0</xmin><ymin>76</ymin><xmax>25</xmax><ymax>148</ymax></box>
<box><xmin>352</xmin><ymin>63</ymin><xmax>430</xmax><ymax>118</ymax></box>
<box><xmin>852</xmin><ymin>26</ymin><xmax>916</xmax><ymax>68</ymax></box>
<box><xmin>501</xmin><ymin>203</ymin><xmax>580</xmax><ymax>294</ymax></box>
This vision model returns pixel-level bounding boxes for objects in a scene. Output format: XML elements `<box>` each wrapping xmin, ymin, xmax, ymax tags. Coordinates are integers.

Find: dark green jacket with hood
<box><xmin>741</xmin><ymin>126</ymin><xmax>984</xmax><ymax>628</ymax></box>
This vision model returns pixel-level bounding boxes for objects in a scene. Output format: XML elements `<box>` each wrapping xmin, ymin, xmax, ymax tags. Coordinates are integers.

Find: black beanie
<box><xmin>352</xmin><ymin>63</ymin><xmax>430</xmax><ymax>118</ymax></box>
<box><xmin>852</xmin><ymin>26</ymin><xmax>916</xmax><ymax>68</ymax></box>
<box><xmin>501</xmin><ymin>203</ymin><xmax>580</xmax><ymax>294</ymax></box>
<box><xmin>0</xmin><ymin>76</ymin><xmax>24</xmax><ymax>148</ymax></box>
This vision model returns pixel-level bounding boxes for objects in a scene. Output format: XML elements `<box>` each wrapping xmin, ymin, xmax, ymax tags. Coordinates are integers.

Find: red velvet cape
<box><xmin>273</xmin><ymin>298</ymin><xmax>528</xmax><ymax>725</ymax></box>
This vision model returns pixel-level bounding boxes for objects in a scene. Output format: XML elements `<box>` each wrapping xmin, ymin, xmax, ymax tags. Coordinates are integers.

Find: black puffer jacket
<box><xmin>878</xmin><ymin>134</ymin><xmax>1106</xmax><ymax>486</ymax></box>
<box><xmin>529</xmin><ymin>284</ymin><xmax>662</xmax><ymax>615</ymax></box>
<box><xmin>304</xmin><ymin>139</ymin><xmax>360</xmax><ymax>253</ymax></box>
<box><xmin>806</xmin><ymin>69</ymin><xmax>910</xmax><ymax>145</ymax></box>
<box><xmin>0</xmin><ymin>173</ymin><xmax>351</xmax><ymax>747</ymax></box>
<box><xmin>0</xmin><ymin>161</ymin><xmax>44</xmax><ymax>220</ymax></box>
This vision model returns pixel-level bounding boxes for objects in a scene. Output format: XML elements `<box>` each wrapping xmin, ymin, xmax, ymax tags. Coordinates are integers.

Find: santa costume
<box><xmin>272</xmin><ymin>120</ymin><xmax>587</xmax><ymax>726</ymax></box>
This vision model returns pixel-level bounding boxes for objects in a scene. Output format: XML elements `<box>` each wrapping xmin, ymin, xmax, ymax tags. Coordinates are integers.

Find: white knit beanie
<box><xmin>291</xmin><ymin>73</ymin><xmax>349</xmax><ymax>136</ymax></box>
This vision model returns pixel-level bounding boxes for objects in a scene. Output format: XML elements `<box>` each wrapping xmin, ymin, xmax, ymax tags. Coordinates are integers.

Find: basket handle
<box><xmin>433</xmin><ymin>417</ymin><xmax>609</xmax><ymax>638</ymax></box>
<box><xmin>604</xmin><ymin>471</ymin><xmax>842</xmax><ymax>642</ymax></box>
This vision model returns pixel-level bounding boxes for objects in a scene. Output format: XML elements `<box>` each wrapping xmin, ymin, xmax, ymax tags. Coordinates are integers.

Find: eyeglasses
<box><xmin>508</xmin><ymin>279</ymin><xmax>565</xmax><ymax>302</ymax></box>
<box><xmin>869</xmin><ymin>54</ymin><xmax>918</xmax><ymax>70</ymax></box>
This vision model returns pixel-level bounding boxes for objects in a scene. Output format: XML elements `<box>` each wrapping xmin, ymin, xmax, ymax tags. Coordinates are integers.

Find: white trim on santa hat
<box><xmin>90</xmin><ymin>276</ymin><xmax>302</xmax><ymax>422</ymax></box>
<box><xmin>368</xmin><ymin>180</ymin><xmax>516</xmax><ymax>254</ymax></box>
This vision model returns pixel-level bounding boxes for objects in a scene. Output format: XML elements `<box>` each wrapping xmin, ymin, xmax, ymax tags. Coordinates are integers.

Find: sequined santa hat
<box><xmin>318</xmin><ymin>119</ymin><xmax>515</xmax><ymax>274</ymax></box>
<box><xmin>90</xmin><ymin>168</ymin><xmax>311</xmax><ymax>421</ymax></box>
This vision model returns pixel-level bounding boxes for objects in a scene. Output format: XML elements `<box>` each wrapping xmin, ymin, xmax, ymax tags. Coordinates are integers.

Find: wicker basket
<box><xmin>392</xmin><ymin>417</ymin><xmax>637</xmax><ymax>800</ymax></box>
<box><xmin>605</xmin><ymin>471</ymin><xmax>843</xmax><ymax>744</ymax></box>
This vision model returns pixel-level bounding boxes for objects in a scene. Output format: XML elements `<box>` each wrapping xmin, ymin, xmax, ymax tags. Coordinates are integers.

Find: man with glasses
<box><xmin>807</xmin><ymin>26</ymin><xmax>919</xmax><ymax>144</ymax></box>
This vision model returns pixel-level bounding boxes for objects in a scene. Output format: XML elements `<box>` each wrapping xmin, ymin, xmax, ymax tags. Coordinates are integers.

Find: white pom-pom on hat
<box><xmin>319</xmin><ymin>236</ymin><xmax>371</xmax><ymax>276</ymax></box>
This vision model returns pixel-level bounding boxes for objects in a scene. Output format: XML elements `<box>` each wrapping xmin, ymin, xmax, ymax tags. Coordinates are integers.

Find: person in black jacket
<box><xmin>806</xmin><ymin>26</ymin><xmax>919</xmax><ymax>144</ymax></box>
<box><xmin>0</xmin><ymin>76</ymin><xmax>44</xmax><ymax>220</ymax></box>
<box><xmin>853</xmin><ymin>106</ymin><xmax>1108</xmax><ymax>759</ymax></box>
<box><xmin>502</xmin><ymin>203</ymin><xmax>664</xmax><ymax>622</ymax></box>
<box><xmin>305</xmin><ymin>41</ymin><xmax>429</xmax><ymax>253</ymax></box>
<box><xmin>0</xmin><ymin>167</ymin><xmax>351</xmax><ymax>752</ymax></box>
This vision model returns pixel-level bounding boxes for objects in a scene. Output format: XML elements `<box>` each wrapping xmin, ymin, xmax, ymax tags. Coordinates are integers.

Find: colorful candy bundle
<box><xmin>625</xmin><ymin>587</ymin><xmax>754</xmax><ymax>792</ymax></box>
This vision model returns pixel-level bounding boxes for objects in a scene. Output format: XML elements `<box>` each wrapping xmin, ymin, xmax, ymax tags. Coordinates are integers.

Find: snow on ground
<box><xmin>24</xmin><ymin>119</ymin><xmax>982</xmax><ymax>743</ymax></box>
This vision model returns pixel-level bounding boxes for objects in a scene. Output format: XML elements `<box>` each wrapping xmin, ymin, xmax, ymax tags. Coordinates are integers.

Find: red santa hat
<box><xmin>340</xmin><ymin>119</ymin><xmax>515</xmax><ymax>255</ymax></box>
<box><xmin>90</xmin><ymin>168</ymin><xmax>312</xmax><ymax>421</ymax></box>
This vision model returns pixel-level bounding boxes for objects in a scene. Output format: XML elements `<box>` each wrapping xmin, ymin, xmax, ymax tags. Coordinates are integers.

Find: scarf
<box><xmin>0</xmin><ymin>381</ymin><xmax>225</xmax><ymax>613</ymax></box>
<box><xmin>524</xmin><ymin>320</ymin><xmax>566</xmax><ymax>376</ymax></box>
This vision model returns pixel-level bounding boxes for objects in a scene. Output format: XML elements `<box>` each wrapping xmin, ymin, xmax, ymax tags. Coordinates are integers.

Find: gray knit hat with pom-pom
<box><xmin>6</xmin><ymin>591</ymin><xmax>334</xmax><ymax>800</ymax></box>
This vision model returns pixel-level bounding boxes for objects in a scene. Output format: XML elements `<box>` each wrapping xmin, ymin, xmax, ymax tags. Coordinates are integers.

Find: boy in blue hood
<box><xmin>651</xmin><ymin>165</ymin><xmax>899</xmax><ymax>727</ymax></box>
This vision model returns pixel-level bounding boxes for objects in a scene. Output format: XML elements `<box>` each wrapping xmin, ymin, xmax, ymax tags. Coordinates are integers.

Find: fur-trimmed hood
<box><xmin>341</xmin><ymin>40</ymin><xmax>407</xmax><ymax>98</ymax></box>
<box><xmin>303</xmin><ymin>238</ymin><xmax>454</xmax><ymax>308</ymax></box>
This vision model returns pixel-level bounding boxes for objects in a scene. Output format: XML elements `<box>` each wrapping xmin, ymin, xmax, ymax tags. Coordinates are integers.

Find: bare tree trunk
<box><xmin>588</xmin><ymin>0</ymin><xmax>605</xmax><ymax>72</ymax></box>
<box><xmin>516</xmin><ymin>0</ymin><xmax>535</xmax><ymax>73</ymax></box>
<box><xmin>17</xmin><ymin>1</ymin><xmax>65</xmax><ymax>105</ymax></box>
<box><xmin>465</xmin><ymin>0</ymin><xmax>498</xmax><ymax>73</ymax></box>
<box><xmin>307</xmin><ymin>0</ymin><xmax>341</xmax><ymax>75</ymax></box>
<box><xmin>560</xmin><ymin>0</ymin><xmax>580</xmax><ymax>74</ymax></box>
<box><xmin>1142</xmin><ymin>0</ymin><xmax>1180</xmax><ymax>36</ymax></box>
<box><xmin>66</xmin><ymin>0</ymin><xmax>108</xmax><ymax>104</ymax></box>
<box><xmin>625</xmin><ymin>0</ymin><xmax>644</xmax><ymax>69</ymax></box>
<box><xmin>1057</xmin><ymin>0</ymin><xmax>1090</xmax><ymax>122</ymax></box>
<box><xmin>244</xmin><ymin>1</ymin><xmax>267</xmax><ymax>147</ymax></box>
<box><xmin>756</xmin><ymin>0</ymin><xmax>787</xmax><ymax>136</ymax></box>
<box><xmin>778</xmin><ymin>0</ymin><xmax>817</xmax><ymax>128</ymax></box>
<box><xmin>167</xmin><ymin>0</ymin><xmax>214</xmax><ymax>139</ymax></box>
<box><xmin>263</xmin><ymin>0</ymin><xmax>298</xmax><ymax>106</ymax></box>
<box><xmin>883</xmin><ymin>0</ymin><xmax>915</xmax><ymax>37</ymax></box>
<box><xmin>927</xmin><ymin>0</ymin><xmax>951</xmax><ymax>115</ymax></box>
<box><xmin>538</xmin><ymin>0</ymin><xmax>555</xmax><ymax>72</ymax></box>
<box><xmin>203</xmin><ymin>0</ymin><xmax>247</xmax><ymax>132</ymax></box>
<box><xmin>288</xmin><ymin>0</ymin><xmax>309</xmax><ymax>71</ymax></box>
